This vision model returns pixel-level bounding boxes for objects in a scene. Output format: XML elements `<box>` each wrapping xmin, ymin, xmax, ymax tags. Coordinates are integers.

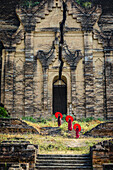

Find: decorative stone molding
<box><xmin>63</xmin><ymin>42</ymin><xmax>83</xmax><ymax>69</ymax></box>
<box><xmin>36</xmin><ymin>42</ymin><xmax>55</xmax><ymax>68</ymax></box>
<box><xmin>67</xmin><ymin>0</ymin><xmax>102</xmax><ymax>31</ymax></box>
<box><xmin>0</xmin><ymin>28</ymin><xmax>24</xmax><ymax>49</ymax></box>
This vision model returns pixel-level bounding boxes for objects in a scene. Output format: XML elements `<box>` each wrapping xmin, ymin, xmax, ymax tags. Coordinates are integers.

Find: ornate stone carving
<box><xmin>0</xmin><ymin>29</ymin><xmax>24</xmax><ymax>48</ymax></box>
<box><xmin>36</xmin><ymin>42</ymin><xmax>55</xmax><ymax>68</ymax></box>
<box><xmin>63</xmin><ymin>42</ymin><xmax>83</xmax><ymax>69</ymax></box>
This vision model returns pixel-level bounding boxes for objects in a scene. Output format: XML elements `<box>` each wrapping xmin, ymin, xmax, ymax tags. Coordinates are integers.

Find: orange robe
<box><xmin>76</xmin><ymin>127</ymin><xmax>79</xmax><ymax>138</ymax></box>
<box><xmin>58</xmin><ymin>116</ymin><xmax>61</xmax><ymax>126</ymax></box>
<box><xmin>68</xmin><ymin>119</ymin><xmax>72</xmax><ymax>131</ymax></box>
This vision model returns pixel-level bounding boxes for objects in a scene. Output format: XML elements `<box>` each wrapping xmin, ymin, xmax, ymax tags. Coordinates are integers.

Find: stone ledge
<box><xmin>0</xmin><ymin>118</ymin><xmax>39</xmax><ymax>134</ymax></box>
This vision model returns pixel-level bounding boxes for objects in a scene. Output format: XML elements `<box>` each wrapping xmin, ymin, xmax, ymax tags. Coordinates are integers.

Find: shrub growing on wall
<box><xmin>0</xmin><ymin>106</ymin><xmax>9</xmax><ymax>118</ymax></box>
<box><xmin>20</xmin><ymin>0</ymin><xmax>93</xmax><ymax>8</ymax></box>
<box><xmin>75</xmin><ymin>0</ymin><xmax>92</xmax><ymax>8</ymax></box>
<box><xmin>20</xmin><ymin>0</ymin><xmax>41</xmax><ymax>8</ymax></box>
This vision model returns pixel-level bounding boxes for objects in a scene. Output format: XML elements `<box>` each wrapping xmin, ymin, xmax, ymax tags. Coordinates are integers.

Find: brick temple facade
<box><xmin>0</xmin><ymin>0</ymin><xmax>113</xmax><ymax>119</ymax></box>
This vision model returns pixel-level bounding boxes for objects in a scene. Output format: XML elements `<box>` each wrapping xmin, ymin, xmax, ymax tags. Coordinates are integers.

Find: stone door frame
<box><xmin>48</xmin><ymin>71</ymin><xmax>71</xmax><ymax>115</ymax></box>
<box><xmin>53</xmin><ymin>78</ymin><xmax>67</xmax><ymax>115</ymax></box>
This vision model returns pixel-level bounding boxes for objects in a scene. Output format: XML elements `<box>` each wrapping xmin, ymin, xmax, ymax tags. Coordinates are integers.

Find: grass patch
<box><xmin>0</xmin><ymin>116</ymin><xmax>111</xmax><ymax>154</ymax></box>
<box><xmin>22</xmin><ymin>116</ymin><xmax>105</xmax><ymax>137</ymax></box>
<box><xmin>0</xmin><ymin>133</ymin><xmax>111</xmax><ymax>154</ymax></box>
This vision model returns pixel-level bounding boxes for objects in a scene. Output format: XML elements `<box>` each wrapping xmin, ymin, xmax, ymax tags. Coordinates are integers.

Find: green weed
<box><xmin>22</xmin><ymin>116</ymin><xmax>37</xmax><ymax>123</ymax></box>
<box><xmin>0</xmin><ymin>106</ymin><xmax>9</xmax><ymax>118</ymax></box>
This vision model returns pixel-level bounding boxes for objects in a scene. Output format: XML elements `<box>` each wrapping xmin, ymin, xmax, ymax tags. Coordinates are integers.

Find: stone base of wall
<box><xmin>0</xmin><ymin>140</ymin><xmax>38</xmax><ymax>169</ymax></box>
<box><xmin>91</xmin><ymin>139</ymin><xmax>113</xmax><ymax>170</ymax></box>
<box><xmin>0</xmin><ymin>163</ymin><xmax>29</xmax><ymax>170</ymax></box>
<box><xmin>103</xmin><ymin>163</ymin><xmax>113</xmax><ymax>170</ymax></box>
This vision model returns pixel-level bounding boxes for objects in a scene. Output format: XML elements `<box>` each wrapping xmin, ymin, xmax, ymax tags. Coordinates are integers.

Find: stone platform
<box><xmin>84</xmin><ymin>121</ymin><xmax>113</xmax><ymax>137</ymax></box>
<box><xmin>0</xmin><ymin>118</ymin><xmax>39</xmax><ymax>134</ymax></box>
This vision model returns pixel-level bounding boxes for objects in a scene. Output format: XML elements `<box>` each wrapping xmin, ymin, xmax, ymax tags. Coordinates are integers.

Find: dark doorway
<box><xmin>53</xmin><ymin>80</ymin><xmax>67</xmax><ymax>115</ymax></box>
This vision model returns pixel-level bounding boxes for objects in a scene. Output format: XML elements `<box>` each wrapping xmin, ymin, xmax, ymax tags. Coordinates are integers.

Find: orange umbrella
<box><xmin>65</xmin><ymin>115</ymin><xmax>74</xmax><ymax>122</ymax></box>
<box><xmin>55</xmin><ymin>112</ymin><xmax>63</xmax><ymax>119</ymax></box>
<box><xmin>73</xmin><ymin>123</ymin><xmax>81</xmax><ymax>132</ymax></box>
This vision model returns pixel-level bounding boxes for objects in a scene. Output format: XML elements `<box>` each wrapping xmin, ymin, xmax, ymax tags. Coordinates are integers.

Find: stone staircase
<box><xmin>35</xmin><ymin>154</ymin><xmax>92</xmax><ymax>170</ymax></box>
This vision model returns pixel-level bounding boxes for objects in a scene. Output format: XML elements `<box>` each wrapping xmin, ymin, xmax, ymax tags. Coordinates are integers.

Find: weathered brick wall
<box><xmin>105</xmin><ymin>53</ymin><xmax>113</xmax><ymax>120</ymax></box>
<box><xmin>91</xmin><ymin>139</ymin><xmax>113</xmax><ymax>170</ymax></box>
<box><xmin>0</xmin><ymin>141</ymin><xmax>38</xmax><ymax>169</ymax></box>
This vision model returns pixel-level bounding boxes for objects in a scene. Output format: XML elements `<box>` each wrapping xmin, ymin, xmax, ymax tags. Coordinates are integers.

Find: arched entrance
<box><xmin>53</xmin><ymin>77</ymin><xmax>67</xmax><ymax>115</ymax></box>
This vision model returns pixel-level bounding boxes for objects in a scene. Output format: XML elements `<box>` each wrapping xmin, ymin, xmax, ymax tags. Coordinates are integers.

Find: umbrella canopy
<box><xmin>73</xmin><ymin>123</ymin><xmax>81</xmax><ymax>132</ymax></box>
<box><xmin>65</xmin><ymin>115</ymin><xmax>74</xmax><ymax>122</ymax></box>
<box><xmin>55</xmin><ymin>112</ymin><xmax>63</xmax><ymax>119</ymax></box>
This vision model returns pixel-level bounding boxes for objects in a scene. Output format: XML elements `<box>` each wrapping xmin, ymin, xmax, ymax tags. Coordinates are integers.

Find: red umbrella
<box><xmin>73</xmin><ymin>123</ymin><xmax>81</xmax><ymax>132</ymax></box>
<box><xmin>65</xmin><ymin>115</ymin><xmax>74</xmax><ymax>122</ymax></box>
<box><xmin>55</xmin><ymin>112</ymin><xmax>63</xmax><ymax>119</ymax></box>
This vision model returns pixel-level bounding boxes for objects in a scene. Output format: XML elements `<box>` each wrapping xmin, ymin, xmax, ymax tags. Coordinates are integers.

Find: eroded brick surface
<box><xmin>0</xmin><ymin>140</ymin><xmax>38</xmax><ymax>169</ymax></box>
<box><xmin>91</xmin><ymin>139</ymin><xmax>113</xmax><ymax>170</ymax></box>
<box><xmin>84</xmin><ymin>121</ymin><xmax>113</xmax><ymax>137</ymax></box>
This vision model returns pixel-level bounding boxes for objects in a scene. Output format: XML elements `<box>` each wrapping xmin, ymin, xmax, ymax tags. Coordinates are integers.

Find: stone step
<box><xmin>9</xmin><ymin>169</ymin><xmax>21</xmax><ymax>170</ymax></box>
<box><xmin>36</xmin><ymin>163</ymin><xmax>92</xmax><ymax>166</ymax></box>
<box><xmin>35</xmin><ymin>165</ymin><xmax>92</xmax><ymax>169</ymax></box>
<box><xmin>37</xmin><ymin>155</ymin><xmax>90</xmax><ymax>160</ymax></box>
<box><xmin>36</xmin><ymin>159</ymin><xmax>91</xmax><ymax>163</ymax></box>
<box><xmin>37</xmin><ymin>157</ymin><xmax>90</xmax><ymax>160</ymax></box>
<box><xmin>37</xmin><ymin>154</ymin><xmax>90</xmax><ymax>158</ymax></box>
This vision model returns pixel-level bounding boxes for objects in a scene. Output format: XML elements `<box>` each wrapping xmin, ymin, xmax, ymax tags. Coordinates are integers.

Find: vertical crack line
<box><xmin>59</xmin><ymin>0</ymin><xmax>67</xmax><ymax>80</ymax></box>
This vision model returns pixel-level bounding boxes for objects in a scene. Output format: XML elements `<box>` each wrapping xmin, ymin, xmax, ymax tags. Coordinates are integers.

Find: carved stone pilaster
<box><xmin>42</xmin><ymin>68</ymin><xmax>48</xmax><ymax>113</ymax></box>
<box><xmin>63</xmin><ymin>42</ymin><xmax>85</xmax><ymax>117</ymax></box>
<box><xmin>104</xmin><ymin>50</ymin><xmax>113</xmax><ymax>120</ymax></box>
<box><xmin>0</xmin><ymin>27</ymin><xmax>24</xmax><ymax>117</ymax></box>
<box><xmin>2</xmin><ymin>47</ymin><xmax>16</xmax><ymax>116</ymax></box>
<box><xmin>93</xmin><ymin>12</ymin><xmax>113</xmax><ymax>120</ymax></box>
<box><xmin>24</xmin><ymin>32</ymin><xmax>34</xmax><ymax>116</ymax></box>
<box><xmin>71</xmin><ymin>68</ymin><xmax>76</xmax><ymax>112</ymax></box>
<box><xmin>84</xmin><ymin>31</ymin><xmax>94</xmax><ymax>117</ymax></box>
<box><xmin>36</xmin><ymin>44</ymin><xmax>55</xmax><ymax>115</ymax></box>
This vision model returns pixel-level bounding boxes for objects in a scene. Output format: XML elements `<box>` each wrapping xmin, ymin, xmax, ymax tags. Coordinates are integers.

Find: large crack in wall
<box><xmin>59</xmin><ymin>0</ymin><xmax>67</xmax><ymax>80</ymax></box>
